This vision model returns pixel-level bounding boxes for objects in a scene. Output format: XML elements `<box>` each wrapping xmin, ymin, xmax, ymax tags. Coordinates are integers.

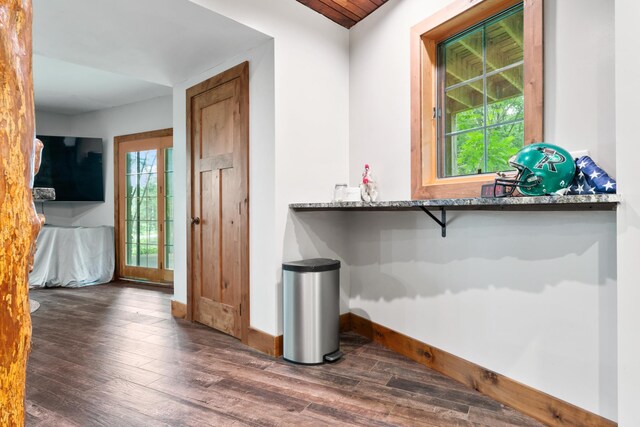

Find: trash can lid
<box><xmin>282</xmin><ymin>258</ymin><xmax>341</xmax><ymax>273</ymax></box>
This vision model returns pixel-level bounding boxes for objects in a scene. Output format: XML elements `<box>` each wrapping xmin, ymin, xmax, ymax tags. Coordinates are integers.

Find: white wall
<box><xmin>171</xmin><ymin>0</ymin><xmax>351</xmax><ymax>336</ymax></box>
<box><xmin>616</xmin><ymin>0</ymin><xmax>640</xmax><ymax>425</ymax></box>
<box><xmin>347</xmin><ymin>0</ymin><xmax>617</xmax><ymax>420</ymax></box>
<box><xmin>284</xmin><ymin>211</ymin><xmax>351</xmax><ymax>316</ymax></box>
<box><xmin>35</xmin><ymin>95</ymin><xmax>174</xmax><ymax>226</ymax></box>
<box><xmin>35</xmin><ymin>111</ymin><xmax>72</xmax><ymax>136</ymax></box>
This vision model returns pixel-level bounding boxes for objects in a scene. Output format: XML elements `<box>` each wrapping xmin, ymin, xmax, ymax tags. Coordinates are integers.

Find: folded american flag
<box><xmin>566</xmin><ymin>156</ymin><xmax>616</xmax><ymax>195</ymax></box>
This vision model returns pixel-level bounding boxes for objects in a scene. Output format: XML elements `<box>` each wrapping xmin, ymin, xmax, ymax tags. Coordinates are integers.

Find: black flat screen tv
<box><xmin>34</xmin><ymin>135</ymin><xmax>105</xmax><ymax>202</ymax></box>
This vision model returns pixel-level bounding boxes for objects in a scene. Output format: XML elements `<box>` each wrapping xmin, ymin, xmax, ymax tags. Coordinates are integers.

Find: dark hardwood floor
<box><xmin>26</xmin><ymin>282</ymin><xmax>544</xmax><ymax>426</ymax></box>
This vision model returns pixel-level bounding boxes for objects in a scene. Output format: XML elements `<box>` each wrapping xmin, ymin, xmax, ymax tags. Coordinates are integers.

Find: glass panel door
<box><xmin>164</xmin><ymin>148</ymin><xmax>174</xmax><ymax>271</ymax></box>
<box><xmin>126</xmin><ymin>150</ymin><xmax>159</xmax><ymax>268</ymax></box>
<box><xmin>117</xmin><ymin>132</ymin><xmax>173</xmax><ymax>284</ymax></box>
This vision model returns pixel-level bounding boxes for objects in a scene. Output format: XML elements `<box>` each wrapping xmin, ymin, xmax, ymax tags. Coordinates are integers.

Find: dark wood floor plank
<box><xmin>352</xmin><ymin>379</ymin><xmax>471</xmax><ymax>415</ymax></box>
<box><xmin>26</xmin><ymin>283</ymin><xmax>544</xmax><ymax>427</ymax></box>
<box><xmin>25</xmin><ymin>399</ymin><xmax>82</xmax><ymax>427</ymax></box>
<box><xmin>32</xmin><ymin>319</ymin><xmax>152</xmax><ymax>345</ymax></box>
<box><xmin>31</xmin><ymin>334</ymin><xmax>157</xmax><ymax>370</ymax></box>
<box><xmin>30</xmin><ymin>346</ymin><xmax>164</xmax><ymax>387</ymax></box>
<box><xmin>27</xmin><ymin>355</ymin><xmax>111</xmax><ymax>391</ymax></box>
<box><xmin>43</xmin><ymin>290</ymin><xmax>171</xmax><ymax>318</ymax></box>
<box><xmin>141</xmin><ymin>356</ymin><xmax>396</xmax><ymax>419</ymax></box>
<box><xmin>213</xmin><ymin>377</ymin><xmax>311</xmax><ymax>412</ymax></box>
<box><xmin>108</xmin><ymin>281</ymin><xmax>173</xmax><ymax>296</ymax></box>
<box><xmin>147</xmin><ymin>375</ymin><xmax>329</xmax><ymax>427</ymax></box>
<box><xmin>387</xmin><ymin>376</ymin><xmax>504</xmax><ymax>412</ymax></box>
<box><xmin>266</xmin><ymin>361</ymin><xmax>362</xmax><ymax>389</ymax></box>
<box><xmin>271</xmin><ymin>352</ymin><xmax>393</xmax><ymax>386</ymax></box>
<box><xmin>197</xmin><ymin>344</ymin><xmax>277</xmax><ymax>369</ymax></box>
<box><xmin>31</xmin><ymin>323</ymin><xmax>201</xmax><ymax>367</ymax></box>
<box><xmin>372</xmin><ymin>359</ymin><xmax>473</xmax><ymax>392</ymax></box>
<box><xmin>141</xmin><ymin>329</ymin><xmax>234</xmax><ymax>352</ymax></box>
<box><xmin>80</xmin><ymin>378</ymin><xmax>242</xmax><ymax>427</ymax></box>
<box><xmin>26</xmin><ymin>371</ymin><xmax>166</xmax><ymax>427</ymax></box>
<box><xmin>302</xmin><ymin>402</ymin><xmax>395</xmax><ymax>427</ymax></box>
<box><xmin>339</xmin><ymin>331</ymin><xmax>373</xmax><ymax>354</ymax></box>
<box><xmin>353</xmin><ymin>340</ymin><xmax>432</xmax><ymax>367</ymax></box>
<box><xmin>389</xmin><ymin>403</ymin><xmax>474</xmax><ymax>427</ymax></box>
<box><xmin>33</xmin><ymin>294</ymin><xmax>168</xmax><ymax>325</ymax></box>
<box><xmin>469</xmin><ymin>406</ymin><xmax>547</xmax><ymax>427</ymax></box>
<box><xmin>35</xmin><ymin>287</ymin><xmax>171</xmax><ymax>311</ymax></box>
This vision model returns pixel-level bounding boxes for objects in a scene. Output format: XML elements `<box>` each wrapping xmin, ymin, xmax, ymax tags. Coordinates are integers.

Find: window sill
<box><xmin>412</xmin><ymin>175</ymin><xmax>494</xmax><ymax>200</ymax></box>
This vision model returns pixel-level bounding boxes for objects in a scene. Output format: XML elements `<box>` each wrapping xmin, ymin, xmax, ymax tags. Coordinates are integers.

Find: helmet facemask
<box><xmin>493</xmin><ymin>161</ymin><xmax>542</xmax><ymax>197</ymax></box>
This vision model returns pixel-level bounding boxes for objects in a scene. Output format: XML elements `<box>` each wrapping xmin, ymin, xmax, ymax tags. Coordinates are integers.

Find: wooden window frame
<box><xmin>411</xmin><ymin>0</ymin><xmax>543</xmax><ymax>199</ymax></box>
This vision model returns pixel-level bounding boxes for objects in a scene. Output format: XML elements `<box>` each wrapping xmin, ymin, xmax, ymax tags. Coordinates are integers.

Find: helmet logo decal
<box><xmin>534</xmin><ymin>148</ymin><xmax>566</xmax><ymax>173</ymax></box>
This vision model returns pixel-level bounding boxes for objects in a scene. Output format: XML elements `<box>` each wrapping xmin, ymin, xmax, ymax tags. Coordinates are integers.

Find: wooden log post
<box><xmin>0</xmin><ymin>0</ymin><xmax>43</xmax><ymax>425</ymax></box>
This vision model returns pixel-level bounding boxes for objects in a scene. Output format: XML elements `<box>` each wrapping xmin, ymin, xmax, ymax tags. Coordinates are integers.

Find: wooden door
<box><xmin>188</xmin><ymin>62</ymin><xmax>249</xmax><ymax>340</ymax></box>
<box><xmin>114</xmin><ymin>129</ymin><xmax>174</xmax><ymax>284</ymax></box>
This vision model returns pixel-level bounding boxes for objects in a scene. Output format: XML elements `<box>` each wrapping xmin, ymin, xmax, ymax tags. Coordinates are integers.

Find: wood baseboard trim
<box><xmin>248</xmin><ymin>328</ymin><xmax>283</xmax><ymax>357</ymax></box>
<box><xmin>346</xmin><ymin>313</ymin><xmax>616</xmax><ymax>427</ymax></box>
<box><xmin>247</xmin><ymin>313</ymin><xmax>352</xmax><ymax>357</ymax></box>
<box><xmin>170</xmin><ymin>300</ymin><xmax>187</xmax><ymax>319</ymax></box>
<box><xmin>339</xmin><ymin>312</ymin><xmax>351</xmax><ymax>332</ymax></box>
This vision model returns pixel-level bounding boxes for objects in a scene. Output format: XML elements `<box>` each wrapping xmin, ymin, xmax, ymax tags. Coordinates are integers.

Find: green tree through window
<box><xmin>438</xmin><ymin>4</ymin><xmax>524</xmax><ymax>178</ymax></box>
<box><xmin>125</xmin><ymin>150</ymin><xmax>159</xmax><ymax>268</ymax></box>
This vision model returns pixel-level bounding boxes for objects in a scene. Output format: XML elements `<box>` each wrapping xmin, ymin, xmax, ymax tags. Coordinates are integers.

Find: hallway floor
<box><xmin>26</xmin><ymin>283</ymin><xmax>544</xmax><ymax>426</ymax></box>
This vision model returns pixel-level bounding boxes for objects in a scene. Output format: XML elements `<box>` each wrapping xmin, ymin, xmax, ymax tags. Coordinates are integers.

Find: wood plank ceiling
<box><xmin>297</xmin><ymin>0</ymin><xmax>388</xmax><ymax>29</ymax></box>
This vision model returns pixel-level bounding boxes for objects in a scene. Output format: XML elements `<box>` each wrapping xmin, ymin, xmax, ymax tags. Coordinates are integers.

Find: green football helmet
<box><xmin>494</xmin><ymin>142</ymin><xmax>576</xmax><ymax>196</ymax></box>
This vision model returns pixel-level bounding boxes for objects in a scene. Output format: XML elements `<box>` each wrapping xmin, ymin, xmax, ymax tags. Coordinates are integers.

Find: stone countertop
<box><xmin>290</xmin><ymin>194</ymin><xmax>621</xmax><ymax>211</ymax></box>
<box><xmin>33</xmin><ymin>187</ymin><xmax>56</xmax><ymax>201</ymax></box>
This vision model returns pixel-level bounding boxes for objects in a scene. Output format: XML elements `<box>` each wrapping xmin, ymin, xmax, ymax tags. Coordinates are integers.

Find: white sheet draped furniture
<box><xmin>29</xmin><ymin>225</ymin><xmax>115</xmax><ymax>288</ymax></box>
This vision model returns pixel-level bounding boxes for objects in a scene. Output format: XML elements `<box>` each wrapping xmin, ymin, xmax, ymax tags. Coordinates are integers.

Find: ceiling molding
<box><xmin>297</xmin><ymin>0</ymin><xmax>388</xmax><ymax>29</ymax></box>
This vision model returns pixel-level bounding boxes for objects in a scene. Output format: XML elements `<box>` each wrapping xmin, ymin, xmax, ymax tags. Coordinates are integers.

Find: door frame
<box><xmin>186</xmin><ymin>62</ymin><xmax>250</xmax><ymax>344</ymax></box>
<box><xmin>114</xmin><ymin>128</ymin><xmax>174</xmax><ymax>284</ymax></box>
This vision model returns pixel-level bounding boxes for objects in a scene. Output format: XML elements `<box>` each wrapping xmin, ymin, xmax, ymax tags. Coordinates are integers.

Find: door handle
<box><xmin>191</xmin><ymin>217</ymin><xmax>200</xmax><ymax>225</ymax></box>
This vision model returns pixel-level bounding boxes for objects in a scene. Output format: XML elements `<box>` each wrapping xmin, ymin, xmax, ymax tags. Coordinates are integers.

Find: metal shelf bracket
<box><xmin>419</xmin><ymin>207</ymin><xmax>447</xmax><ymax>238</ymax></box>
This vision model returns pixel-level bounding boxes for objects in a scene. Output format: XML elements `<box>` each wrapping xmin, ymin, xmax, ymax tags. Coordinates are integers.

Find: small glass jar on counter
<box><xmin>333</xmin><ymin>184</ymin><xmax>347</xmax><ymax>202</ymax></box>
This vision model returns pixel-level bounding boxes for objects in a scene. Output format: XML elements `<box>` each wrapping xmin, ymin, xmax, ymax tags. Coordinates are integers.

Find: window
<box><xmin>411</xmin><ymin>0</ymin><xmax>542</xmax><ymax>199</ymax></box>
<box><xmin>438</xmin><ymin>5</ymin><xmax>524</xmax><ymax>177</ymax></box>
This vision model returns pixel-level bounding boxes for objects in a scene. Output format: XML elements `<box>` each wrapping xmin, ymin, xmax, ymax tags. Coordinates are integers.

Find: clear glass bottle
<box><xmin>333</xmin><ymin>184</ymin><xmax>347</xmax><ymax>202</ymax></box>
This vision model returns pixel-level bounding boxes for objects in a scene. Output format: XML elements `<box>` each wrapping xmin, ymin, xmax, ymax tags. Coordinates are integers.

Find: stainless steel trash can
<box><xmin>283</xmin><ymin>258</ymin><xmax>343</xmax><ymax>364</ymax></box>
